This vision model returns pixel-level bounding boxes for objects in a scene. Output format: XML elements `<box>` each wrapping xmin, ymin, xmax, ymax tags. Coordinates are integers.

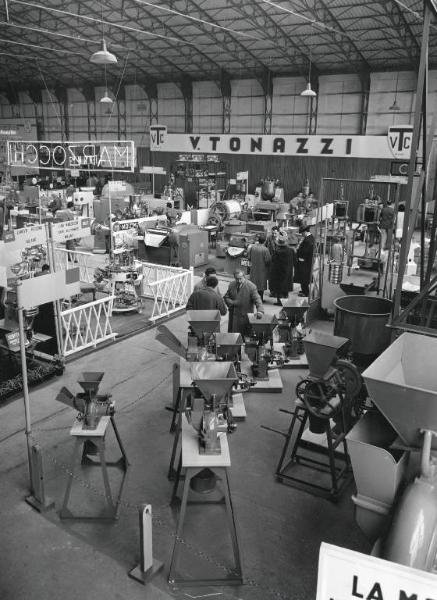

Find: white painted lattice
<box><xmin>138</xmin><ymin>261</ymin><xmax>193</xmax><ymax>321</ymax></box>
<box><xmin>53</xmin><ymin>247</ymin><xmax>94</xmax><ymax>283</ymax></box>
<box><xmin>60</xmin><ymin>296</ymin><xmax>116</xmax><ymax>356</ymax></box>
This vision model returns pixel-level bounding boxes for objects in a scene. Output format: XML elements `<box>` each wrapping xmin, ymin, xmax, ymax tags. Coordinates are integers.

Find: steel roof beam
<box><xmin>384</xmin><ymin>0</ymin><xmax>421</xmax><ymax>68</ymax></box>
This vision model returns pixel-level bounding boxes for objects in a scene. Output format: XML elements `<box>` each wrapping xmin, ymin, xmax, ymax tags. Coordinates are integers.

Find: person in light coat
<box><xmin>224</xmin><ymin>269</ymin><xmax>264</xmax><ymax>337</ymax></box>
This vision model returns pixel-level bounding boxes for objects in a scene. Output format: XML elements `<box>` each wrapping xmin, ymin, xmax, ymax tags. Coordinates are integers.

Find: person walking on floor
<box><xmin>224</xmin><ymin>269</ymin><xmax>264</xmax><ymax>337</ymax></box>
<box><xmin>248</xmin><ymin>235</ymin><xmax>271</xmax><ymax>301</ymax></box>
<box><xmin>295</xmin><ymin>224</ymin><xmax>315</xmax><ymax>297</ymax></box>
<box><xmin>186</xmin><ymin>275</ymin><xmax>227</xmax><ymax>315</ymax></box>
<box><xmin>269</xmin><ymin>236</ymin><xmax>294</xmax><ymax>305</ymax></box>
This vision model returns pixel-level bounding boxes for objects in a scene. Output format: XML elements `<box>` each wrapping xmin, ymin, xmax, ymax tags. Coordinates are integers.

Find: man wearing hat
<box><xmin>224</xmin><ymin>269</ymin><xmax>264</xmax><ymax>336</ymax></box>
<box><xmin>269</xmin><ymin>235</ymin><xmax>294</xmax><ymax>305</ymax></box>
<box><xmin>295</xmin><ymin>224</ymin><xmax>315</xmax><ymax>297</ymax></box>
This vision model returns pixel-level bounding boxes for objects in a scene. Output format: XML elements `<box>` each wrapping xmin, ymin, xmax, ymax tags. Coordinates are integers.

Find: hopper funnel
<box><xmin>248</xmin><ymin>314</ymin><xmax>278</xmax><ymax>338</ymax></box>
<box><xmin>362</xmin><ymin>332</ymin><xmax>437</xmax><ymax>448</ymax></box>
<box><xmin>280</xmin><ymin>297</ymin><xmax>309</xmax><ymax>324</ymax></box>
<box><xmin>187</xmin><ymin>310</ymin><xmax>221</xmax><ymax>338</ymax></box>
<box><xmin>214</xmin><ymin>333</ymin><xmax>243</xmax><ymax>360</ymax></box>
<box><xmin>77</xmin><ymin>372</ymin><xmax>104</xmax><ymax>395</ymax></box>
<box><xmin>190</xmin><ymin>361</ymin><xmax>238</xmax><ymax>402</ymax></box>
<box><xmin>303</xmin><ymin>331</ymin><xmax>350</xmax><ymax>379</ymax></box>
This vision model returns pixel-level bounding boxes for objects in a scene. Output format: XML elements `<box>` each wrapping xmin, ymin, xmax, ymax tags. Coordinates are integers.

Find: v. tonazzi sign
<box><xmin>150</xmin><ymin>126</ymin><xmax>413</xmax><ymax>160</ymax></box>
<box><xmin>7</xmin><ymin>140</ymin><xmax>135</xmax><ymax>172</ymax></box>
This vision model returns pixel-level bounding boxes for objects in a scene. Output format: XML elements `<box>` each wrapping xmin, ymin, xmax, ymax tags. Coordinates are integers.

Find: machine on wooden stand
<box><xmin>347</xmin><ymin>332</ymin><xmax>437</xmax><ymax>572</ymax></box>
<box><xmin>58</xmin><ymin>371</ymin><xmax>114</xmax><ymax>430</ymax></box>
<box><xmin>213</xmin><ymin>332</ymin><xmax>254</xmax><ymax>392</ymax></box>
<box><xmin>273</xmin><ymin>331</ymin><xmax>364</xmax><ymax>501</ymax></box>
<box><xmin>245</xmin><ymin>314</ymin><xmax>284</xmax><ymax>380</ymax></box>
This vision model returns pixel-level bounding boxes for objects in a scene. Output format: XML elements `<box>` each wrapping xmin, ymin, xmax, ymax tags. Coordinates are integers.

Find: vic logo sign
<box><xmin>150</xmin><ymin>125</ymin><xmax>167</xmax><ymax>151</ymax></box>
<box><xmin>387</xmin><ymin>125</ymin><xmax>413</xmax><ymax>159</ymax></box>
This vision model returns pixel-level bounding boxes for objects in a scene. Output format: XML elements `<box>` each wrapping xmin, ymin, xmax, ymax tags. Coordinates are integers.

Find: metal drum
<box><xmin>333</xmin><ymin>295</ymin><xmax>392</xmax><ymax>361</ymax></box>
<box><xmin>328</xmin><ymin>261</ymin><xmax>343</xmax><ymax>284</ymax></box>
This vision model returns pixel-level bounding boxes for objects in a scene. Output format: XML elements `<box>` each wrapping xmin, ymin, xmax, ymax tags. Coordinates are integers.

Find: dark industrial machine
<box><xmin>245</xmin><ymin>314</ymin><xmax>284</xmax><ymax>380</ymax></box>
<box><xmin>186</xmin><ymin>362</ymin><xmax>238</xmax><ymax>455</ymax></box>
<box><xmin>347</xmin><ymin>332</ymin><xmax>437</xmax><ymax>572</ymax></box>
<box><xmin>141</xmin><ymin>224</ymin><xmax>208</xmax><ymax>268</ymax></box>
<box><xmin>58</xmin><ymin>371</ymin><xmax>114</xmax><ymax>430</ymax></box>
<box><xmin>274</xmin><ymin>331</ymin><xmax>363</xmax><ymax>500</ymax></box>
<box><xmin>279</xmin><ymin>298</ymin><xmax>309</xmax><ymax>359</ymax></box>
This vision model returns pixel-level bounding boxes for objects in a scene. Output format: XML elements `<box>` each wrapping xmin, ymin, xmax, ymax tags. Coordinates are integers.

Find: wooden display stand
<box><xmin>60</xmin><ymin>416</ymin><xmax>129</xmax><ymax>520</ymax></box>
<box><xmin>168</xmin><ymin>416</ymin><xmax>243</xmax><ymax>586</ymax></box>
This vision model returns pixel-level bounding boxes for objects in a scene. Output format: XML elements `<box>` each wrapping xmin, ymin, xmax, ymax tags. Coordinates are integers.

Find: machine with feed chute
<box><xmin>278</xmin><ymin>297</ymin><xmax>309</xmax><ymax>359</ymax></box>
<box><xmin>271</xmin><ymin>330</ymin><xmax>364</xmax><ymax>500</ymax></box>
<box><xmin>185</xmin><ymin>361</ymin><xmax>238</xmax><ymax>456</ymax></box>
<box><xmin>347</xmin><ymin>332</ymin><xmax>437</xmax><ymax>573</ymax></box>
<box><xmin>245</xmin><ymin>314</ymin><xmax>286</xmax><ymax>380</ymax></box>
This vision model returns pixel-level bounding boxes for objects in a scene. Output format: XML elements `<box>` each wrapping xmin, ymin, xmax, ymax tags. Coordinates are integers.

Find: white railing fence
<box><xmin>53</xmin><ymin>247</ymin><xmax>95</xmax><ymax>283</ymax></box>
<box><xmin>138</xmin><ymin>261</ymin><xmax>193</xmax><ymax>321</ymax></box>
<box><xmin>60</xmin><ymin>296</ymin><xmax>116</xmax><ymax>356</ymax></box>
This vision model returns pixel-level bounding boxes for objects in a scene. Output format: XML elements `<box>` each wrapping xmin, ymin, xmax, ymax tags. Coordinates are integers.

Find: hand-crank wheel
<box><xmin>302</xmin><ymin>381</ymin><xmax>338</xmax><ymax>420</ymax></box>
<box><xmin>336</xmin><ymin>359</ymin><xmax>362</xmax><ymax>398</ymax></box>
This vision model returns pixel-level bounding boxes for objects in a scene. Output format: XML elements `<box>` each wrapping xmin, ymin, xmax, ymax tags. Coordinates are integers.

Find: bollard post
<box><xmin>25</xmin><ymin>444</ymin><xmax>55</xmax><ymax>512</ymax></box>
<box><xmin>128</xmin><ymin>504</ymin><xmax>163</xmax><ymax>584</ymax></box>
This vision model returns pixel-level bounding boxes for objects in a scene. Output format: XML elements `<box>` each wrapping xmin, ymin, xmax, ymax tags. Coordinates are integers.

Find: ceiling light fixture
<box><xmin>301</xmin><ymin>30</ymin><xmax>317</xmax><ymax>97</ymax></box>
<box><xmin>90</xmin><ymin>39</ymin><xmax>117</xmax><ymax>65</ymax></box>
<box><xmin>389</xmin><ymin>72</ymin><xmax>400</xmax><ymax>111</ymax></box>
<box><xmin>100</xmin><ymin>90</ymin><xmax>113</xmax><ymax>103</ymax></box>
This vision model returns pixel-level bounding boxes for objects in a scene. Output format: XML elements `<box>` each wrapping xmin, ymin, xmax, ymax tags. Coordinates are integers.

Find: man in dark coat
<box><xmin>186</xmin><ymin>276</ymin><xmax>227</xmax><ymax>315</ymax></box>
<box><xmin>295</xmin><ymin>224</ymin><xmax>315</xmax><ymax>297</ymax></box>
<box><xmin>269</xmin><ymin>237</ymin><xmax>294</xmax><ymax>305</ymax></box>
<box><xmin>248</xmin><ymin>235</ymin><xmax>271</xmax><ymax>301</ymax></box>
<box><xmin>224</xmin><ymin>269</ymin><xmax>264</xmax><ymax>336</ymax></box>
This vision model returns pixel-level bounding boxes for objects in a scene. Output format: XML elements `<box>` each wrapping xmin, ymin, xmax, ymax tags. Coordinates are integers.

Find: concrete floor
<box><xmin>0</xmin><ymin>287</ymin><xmax>370</xmax><ymax>600</ymax></box>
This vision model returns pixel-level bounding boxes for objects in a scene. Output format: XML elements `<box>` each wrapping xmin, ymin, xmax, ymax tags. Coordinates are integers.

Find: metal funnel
<box><xmin>77</xmin><ymin>371</ymin><xmax>104</xmax><ymax>395</ymax></box>
<box><xmin>303</xmin><ymin>330</ymin><xmax>350</xmax><ymax>379</ymax></box>
<box><xmin>362</xmin><ymin>332</ymin><xmax>437</xmax><ymax>448</ymax></box>
<box><xmin>187</xmin><ymin>310</ymin><xmax>221</xmax><ymax>338</ymax></box>
<box><xmin>214</xmin><ymin>333</ymin><xmax>243</xmax><ymax>359</ymax></box>
<box><xmin>190</xmin><ymin>361</ymin><xmax>238</xmax><ymax>402</ymax></box>
<box><xmin>280</xmin><ymin>297</ymin><xmax>309</xmax><ymax>322</ymax></box>
<box><xmin>248</xmin><ymin>314</ymin><xmax>278</xmax><ymax>337</ymax></box>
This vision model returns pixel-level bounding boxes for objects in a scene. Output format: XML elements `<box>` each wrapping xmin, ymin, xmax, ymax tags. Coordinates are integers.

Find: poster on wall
<box><xmin>150</xmin><ymin>127</ymin><xmax>413</xmax><ymax>161</ymax></box>
<box><xmin>7</xmin><ymin>140</ymin><xmax>135</xmax><ymax>172</ymax></box>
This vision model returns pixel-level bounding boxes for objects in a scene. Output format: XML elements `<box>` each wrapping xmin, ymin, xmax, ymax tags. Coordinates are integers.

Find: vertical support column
<box><xmin>220</xmin><ymin>71</ymin><xmax>231</xmax><ymax>134</ymax></box>
<box><xmin>128</xmin><ymin>504</ymin><xmax>163</xmax><ymax>584</ymax></box>
<box><xmin>179</xmin><ymin>79</ymin><xmax>193</xmax><ymax>134</ymax></box>
<box><xmin>260</xmin><ymin>68</ymin><xmax>273</xmax><ymax>135</ymax></box>
<box><xmin>5</xmin><ymin>86</ymin><xmax>20</xmax><ymax>118</ymax></box>
<box><xmin>308</xmin><ymin>75</ymin><xmax>318</xmax><ymax>135</ymax></box>
<box><xmin>28</xmin><ymin>87</ymin><xmax>45</xmax><ymax>139</ymax></box>
<box><xmin>117</xmin><ymin>85</ymin><xmax>127</xmax><ymax>141</ymax></box>
<box><xmin>145</xmin><ymin>81</ymin><xmax>159</xmax><ymax>126</ymax></box>
<box><xmin>359</xmin><ymin>71</ymin><xmax>370</xmax><ymax>135</ymax></box>
<box><xmin>82</xmin><ymin>85</ymin><xmax>97</xmax><ymax>141</ymax></box>
<box><xmin>54</xmin><ymin>86</ymin><xmax>69</xmax><ymax>142</ymax></box>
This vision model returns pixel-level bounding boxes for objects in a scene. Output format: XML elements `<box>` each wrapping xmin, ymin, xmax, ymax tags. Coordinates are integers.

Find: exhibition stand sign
<box><xmin>316</xmin><ymin>543</ymin><xmax>437</xmax><ymax>600</ymax></box>
<box><xmin>18</xmin><ymin>268</ymin><xmax>81</xmax><ymax>310</ymax></box>
<box><xmin>150</xmin><ymin>126</ymin><xmax>413</xmax><ymax>160</ymax></box>
<box><xmin>0</xmin><ymin>224</ymin><xmax>47</xmax><ymax>268</ymax></box>
<box><xmin>51</xmin><ymin>218</ymin><xmax>91</xmax><ymax>243</ymax></box>
<box><xmin>7</xmin><ymin>140</ymin><xmax>135</xmax><ymax>172</ymax></box>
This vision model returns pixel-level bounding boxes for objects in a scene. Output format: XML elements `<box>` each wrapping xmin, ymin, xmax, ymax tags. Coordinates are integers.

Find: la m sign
<box><xmin>7</xmin><ymin>140</ymin><xmax>135</xmax><ymax>172</ymax></box>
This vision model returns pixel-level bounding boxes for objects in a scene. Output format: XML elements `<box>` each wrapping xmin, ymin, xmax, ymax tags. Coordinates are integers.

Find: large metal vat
<box><xmin>333</xmin><ymin>295</ymin><xmax>392</xmax><ymax>358</ymax></box>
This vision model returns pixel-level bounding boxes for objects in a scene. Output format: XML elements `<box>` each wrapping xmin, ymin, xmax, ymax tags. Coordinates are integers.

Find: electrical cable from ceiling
<box><xmin>9</xmin><ymin>0</ymin><xmax>195</xmax><ymax>45</ymax></box>
<box><xmin>104</xmin><ymin>50</ymin><xmax>131</xmax><ymax>133</ymax></box>
<box><xmin>131</xmin><ymin>0</ymin><xmax>263</xmax><ymax>41</ymax></box>
<box><xmin>36</xmin><ymin>59</ymin><xmax>64</xmax><ymax>135</ymax></box>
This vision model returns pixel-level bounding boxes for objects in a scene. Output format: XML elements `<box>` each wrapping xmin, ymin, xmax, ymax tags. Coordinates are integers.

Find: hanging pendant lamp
<box><xmin>389</xmin><ymin>72</ymin><xmax>400</xmax><ymax>111</ymax></box>
<box><xmin>100</xmin><ymin>91</ymin><xmax>113</xmax><ymax>103</ymax></box>
<box><xmin>301</xmin><ymin>82</ymin><xmax>317</xmax><ymax>97</ymax></box>
<box><xmin>90</xmin><ymin>39</ymin><xmax>117</xmax><ymax>65</ymax></box>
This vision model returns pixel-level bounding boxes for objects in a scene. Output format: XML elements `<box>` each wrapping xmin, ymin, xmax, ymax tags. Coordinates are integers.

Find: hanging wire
<box><xmin>104</xmin><ymin>50</ymin><xmax>130</xmax><ymax>133</ymax></box>
<box><xmin>36</xmin><ymin>59</ymin><xmax>63</xmax><ymax>134</ymax></box>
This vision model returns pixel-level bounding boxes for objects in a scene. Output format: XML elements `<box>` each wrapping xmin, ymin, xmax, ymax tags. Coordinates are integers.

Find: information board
<box><xmin>51</xmin><ymin>217</ymin><xmax>91</xmax><ymax>243</ymax></box>
<box><xmin>316</xmin><ymin>543</ymin><xmax>437</xmax><ymax>600</ymax></box>
<box><xmin>18</xmin><ymin>268</ymin><xmax>81</xmax><ymax>309</ymax></box>
<box><xmin>0</xmin><ymin>224</ymin><xmax>47</xmax><ymax>267</ymax></box>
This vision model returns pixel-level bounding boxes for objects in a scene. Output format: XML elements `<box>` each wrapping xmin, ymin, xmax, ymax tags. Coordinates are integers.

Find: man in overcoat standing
<box><xmin>224</xmin><ymin>269</ymin><xmax>264</xmax><ymax>337</ymax></box>
<box><xmin>248</xmin><ymin>235</ymin><xmax>271</xmax><ymax>301</ymax></box>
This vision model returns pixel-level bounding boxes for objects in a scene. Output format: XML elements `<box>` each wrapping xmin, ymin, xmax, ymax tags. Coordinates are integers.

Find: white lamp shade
<box><xmin>389</xmin><ymin>100</ymin><xmax>400</xmax><ymax>111</ymax></box>
<box><xmin>301</xmin><ymin>82</ymin><xmax>317</xmax><ymax>97</ymax></box>
<box><xmin>100</xmin><ymin>91</ymin><xmax>113</xmax><ymax>104</ymax></box>
<box><xmin>90</xmin><ymin>39</ymin><xmax>117</xmax><ymax>65</ymax></box>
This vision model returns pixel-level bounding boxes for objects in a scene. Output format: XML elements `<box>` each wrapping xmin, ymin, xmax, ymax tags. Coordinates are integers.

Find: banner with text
<box><xmin>316</xmin><ymin>543</ymin><xmax>437</xmax><ymax>600</ymax></box>
<box><xmin>150</xmin><ymin>127</ymin><xmax>413</xmax><ymax>160</ymax></box>
<box><xmin>7</xmin><ymin>140</ymin><xmax>135</xmax><ymax>172</ymax></box>
<box><xmin>51</xmin><ymin>218</ymin><xmax>91</xmax><ymax>243</ymax></box>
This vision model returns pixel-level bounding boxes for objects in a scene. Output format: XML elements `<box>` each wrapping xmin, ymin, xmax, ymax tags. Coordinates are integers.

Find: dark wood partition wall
<box><xmin>144</xmin><ymin>149</ymin><xmax>391</xmax><ymax>206</ymax></box>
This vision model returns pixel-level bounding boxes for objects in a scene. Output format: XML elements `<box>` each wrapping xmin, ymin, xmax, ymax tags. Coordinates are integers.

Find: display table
<box><xmin>60</xmin><ymin>416</ymin><xmax>129</xmax><ymax>521</ymax></box>
<box><xmin>168</xmin><ymin>415</ymin><xmax>242</xmax><ymax>586</ymax></box>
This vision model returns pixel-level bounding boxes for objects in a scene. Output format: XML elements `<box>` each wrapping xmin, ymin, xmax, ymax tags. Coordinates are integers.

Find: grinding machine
<box><xmin>347</xmin><ymin>332</ymin><xmax>437</xmax><ymax>572</ymax></box>
<box><xmin>278</xmin><ymin>297</ymin><xmax>309</xmax><ymax>359</ymax></box>
<box><xmin>245</xmin><ymin>314</ymin><xmax>285</xmax><ymax>380</ymax></box>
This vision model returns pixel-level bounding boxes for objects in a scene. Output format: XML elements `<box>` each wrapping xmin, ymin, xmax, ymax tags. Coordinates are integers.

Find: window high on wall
<box><xmin>317</xmin><ymin>74</ymin><xmax>362</xmax><ymax>135</ymax></box>
<box><xmin>158</xmin><ymin>83</ymin><xmax>185</xmax><ymax>133</ymax></box>
<box><xmin>230</xmin><ymin>79</ymin><xmax>264</xmax><ymax>133</ymax></box>
<box><xmin>193</xmin><ymin>81</ymin><xmax>222</xmax><ymax>133</ymax></box>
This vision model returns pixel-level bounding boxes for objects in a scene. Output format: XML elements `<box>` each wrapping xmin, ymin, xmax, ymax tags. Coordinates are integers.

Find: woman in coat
<box><xmin>248</xmin><ymin>235</ymin><xmax>271</xmax><ymax>301</ymax></box>
<box><xmin>269</xmin><ymin>237</ymin><xmax>294</xmax><ymax>305</ymax></box>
